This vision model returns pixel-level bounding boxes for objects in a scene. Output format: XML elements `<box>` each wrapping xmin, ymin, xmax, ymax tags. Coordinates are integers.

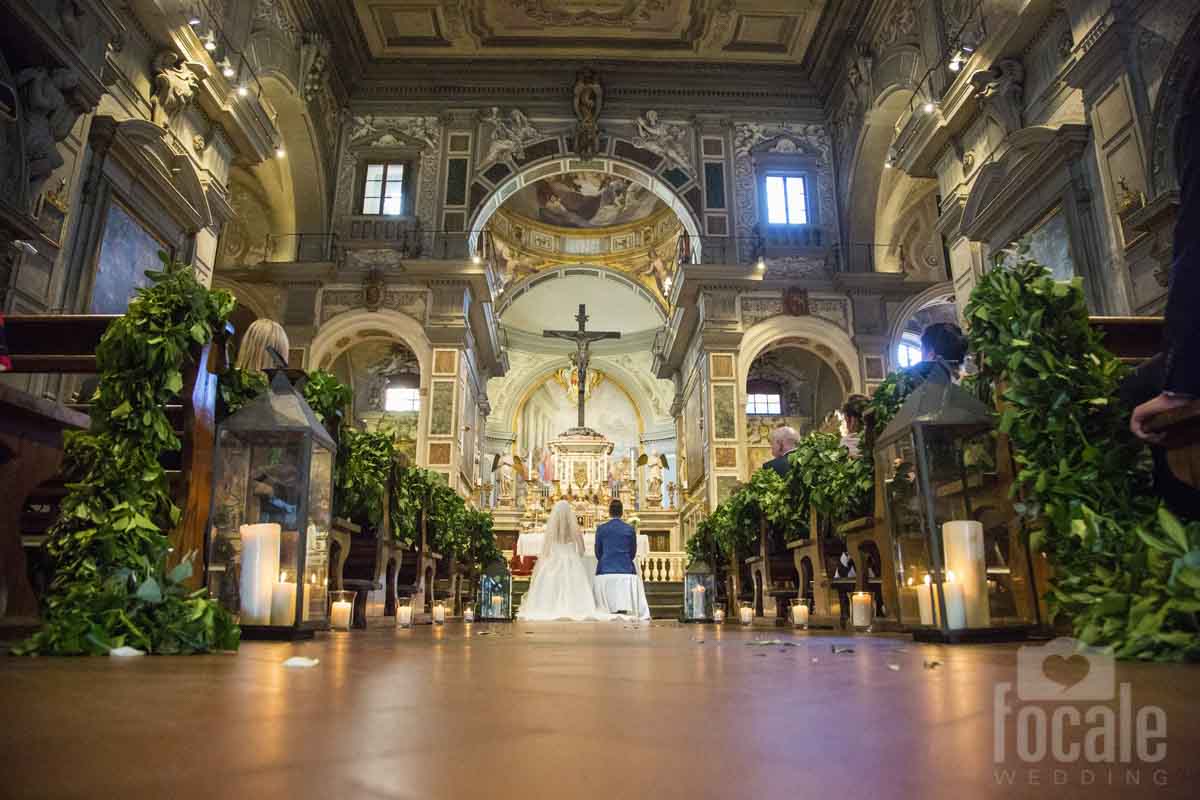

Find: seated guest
<box><xmin>236</xmin><ymin>318</ymin><xmax>290</xmax><ymax>374</ymax></box>
<box><xmin>916</xmin><ymin>322</ymin><xmax>969</xmax><ymax>382</ymax></box>
<box><xmin>763</xmin><ymin>425</ymin><xmax>800</xmax><ymax>476</ymax></box>
<box><xmin>841</xmin><ymin>394</ymin><xmax>869</xmax><ymax>458</ymax></box>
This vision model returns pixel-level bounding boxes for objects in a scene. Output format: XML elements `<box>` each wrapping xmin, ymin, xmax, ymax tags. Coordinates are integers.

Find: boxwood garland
<box><xmin>15</xmin><ymin>256</ymin><xmax>240</xmax><ymax>656</ymax></box>
<box><xmin>965</xmin><ymin>250</ymin><xmax>1200</xmax><ymax>661</ymax></box>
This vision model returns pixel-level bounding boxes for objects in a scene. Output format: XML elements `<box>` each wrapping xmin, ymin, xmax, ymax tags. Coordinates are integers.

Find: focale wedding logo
<box><xmin>993</xmin><ymin>638</ymin><xmax>1169</xmax><ymax>788</ymax></box>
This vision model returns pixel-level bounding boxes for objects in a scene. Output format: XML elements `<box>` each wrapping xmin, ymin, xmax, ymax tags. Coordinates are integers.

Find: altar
<box><xmin>515</xmin><ymin>530</ymin><xmax>650</xmax><ymax>560</ymax></box>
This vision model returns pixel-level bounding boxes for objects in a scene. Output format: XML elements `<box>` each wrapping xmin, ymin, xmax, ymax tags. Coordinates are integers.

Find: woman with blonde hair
<box><xmin>235</xmin><ymin>318</ymin><xmax>290</xmax><ymax>373</ymax></box>
<box><xmin>517</xmin><ymin>500</ymin><xmax>612</xmax><ymax>621</ymax></box>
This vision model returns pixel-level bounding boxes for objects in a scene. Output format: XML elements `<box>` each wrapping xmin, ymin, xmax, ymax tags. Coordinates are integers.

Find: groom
<box><xmin>594</xmin><ymin>499</ymin><xmax>648</xmax><ymax>618</ymax></box>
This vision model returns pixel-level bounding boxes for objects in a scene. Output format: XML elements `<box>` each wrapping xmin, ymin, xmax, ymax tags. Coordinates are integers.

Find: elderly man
<box><xmin>763</xmin><ymin>425</ymin><xmax>800</xmax><ymax>477</ymax></box>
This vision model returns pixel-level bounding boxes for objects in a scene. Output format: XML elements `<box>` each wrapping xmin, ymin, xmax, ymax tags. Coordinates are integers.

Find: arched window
<box><xmin>745</xmin><ymin>379</ymin><xmax>784</xmax><ymax>415</ymax></box>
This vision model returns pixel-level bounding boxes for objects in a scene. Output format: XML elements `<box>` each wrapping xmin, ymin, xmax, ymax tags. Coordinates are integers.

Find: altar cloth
<box><xmin>516</xmin><ymin>531</ymin><xmax>650</xmax><ymax>560</ymax></box>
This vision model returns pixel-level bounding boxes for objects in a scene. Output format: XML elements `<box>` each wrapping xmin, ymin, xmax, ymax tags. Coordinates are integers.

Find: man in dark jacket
<box><xmin>763</xmin><ymin>425</ymin><xmax>800</xmax><ymax>477</ymax></box>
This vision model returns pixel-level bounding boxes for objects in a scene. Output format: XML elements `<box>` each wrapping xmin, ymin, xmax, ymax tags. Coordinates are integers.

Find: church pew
<box><xmin>4</xmin><ymin>314</ymin><xmax>230</xmax><ymax>607</ymax></box>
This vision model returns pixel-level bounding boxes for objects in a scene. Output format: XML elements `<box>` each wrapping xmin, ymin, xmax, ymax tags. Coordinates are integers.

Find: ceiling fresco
<box><xmin>503</xmin><ymin>173</ymin><xmax>666</xmax><ymax>230</ymax></box>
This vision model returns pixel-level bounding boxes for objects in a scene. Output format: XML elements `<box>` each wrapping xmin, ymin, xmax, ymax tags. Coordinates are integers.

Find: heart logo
<box><xmin>1042</xmin><ymin>654</ymin><xmax>1091</xmax><ymax>691</ymax></box>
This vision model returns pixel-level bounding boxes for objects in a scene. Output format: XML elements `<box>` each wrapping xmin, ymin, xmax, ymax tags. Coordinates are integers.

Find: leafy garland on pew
<box><xmin>217</xmin><ymin>366</ymin><xmax>352</xmax><ymax>426</ymax></box>
<box><xmin>389</xmin><ymin>465</ymin><xmax>501</xmax><ymax>568</ymax></box>
<box><xmin>965</xmin><ymin>250</ymin><xmax>1200</xmax><ymax>661</ymax></box>
<box><xmin>15</xmin><ymin>256</ymin><xmax>240</xmax><ymax>656</ymax></box>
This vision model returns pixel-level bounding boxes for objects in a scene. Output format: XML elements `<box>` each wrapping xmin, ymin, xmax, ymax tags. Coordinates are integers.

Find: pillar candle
<box><xmin>491</xmin><ymin>593</ymin><xmax>503</xmax><ymax>617</ymax></box>
<box><xmin>270</xmin><ymin>574</ymin><xmax>296</xmax><ymax>626</ymax></box>
<box><xmin>433</xmin><ymin>602</ymin><xmax>446</xmax><ymax>624</ymax></box>
<box><xmin>330</xmin><ymin>600</ymin><xmax>352</xmax><ymax>630</ymax></box>
<box><xmin>691</xmin><ymin>585</ymin><xmax>707</xmax><ymax>619</ymax></box>
<box><xmin>238</xmin><ymin>524</ymin><xmax>280</xmax><ymax>625</ymax></box>
<box><xmin>739</xmin><ymin>605</ymin><xmax>754</xmax><ymax>625</ymax></box>
<box><xmin>943</xmin><ymin>521</ymin><xmax>990</xmax><ymax>627</ymax></box>
<box><xmin>943</xmin><ymin>572</ymin><xmax>967</xmax><ymax>629</ymax></box>
<box><xmin>917</xmin><ymin>574</ymin><xmax>936</xmax><ymax>626</ymax></box>
<box><xmin>714</xmin><ymin>608</ymin><xmax>725</xmax><ymax>624</ymax></box>
<box><xmin>396</xmin><ymin>605</ymin><xmax>413</xmax><ymax>627</ymax></box>
<box><xmin>792</xmin><ymin>602</ymin><xmax>809</xmax><ymax>628</ymax></box>
<box><xmin>851</xmin><ymin>591</ymin><xmax>873</xmax><ymax>630</ymax></box>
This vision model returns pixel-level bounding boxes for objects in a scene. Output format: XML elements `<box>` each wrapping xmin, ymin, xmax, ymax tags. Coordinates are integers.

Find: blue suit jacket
<box><xmin>595</xmin><ymin>518</ymin><xmax>637</xmax><ymax>575</ymax></box>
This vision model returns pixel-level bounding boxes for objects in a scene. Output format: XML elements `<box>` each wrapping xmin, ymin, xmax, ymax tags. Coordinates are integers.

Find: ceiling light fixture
<box><xmin>275</xmin><ymin>145</ymin><xmax>286</xmax><ymax>158</ymax></box>
<box><xmin>187</xmin><ymin>7</ymin><xmax>201</xmax><ymax>26</ymax></box>
<box><xmin>948</xmin><ymin>55</ymin><xmax>963</xmax><ymax>73</ymax></box>
<box><xmin>471</xmin><ymin>254</ymin><xmax>482</xmax><ymax>265</ymax></box>
<box><xmin>219</xmin><ymin>58</ymin><xmax>235</xmax><ymax>78</ymax></box>
<box><xmin>203</xmin><ymin>30</ymin><xmax>217</xmax><ymax>51</ymax></box>
<box><xmin>755</xmin><ymin>256</ymin><xmax>766</xmax><ymax>272</ymax></box>
<box><xmin>237</xmin><ymin>83</ymin><xmax>249</xmax><ymax>97</ymax></box>
<box><xmin>922</xmin><ymin>101</ymin><xmax>935</xmax><ymax>114</ymax></box>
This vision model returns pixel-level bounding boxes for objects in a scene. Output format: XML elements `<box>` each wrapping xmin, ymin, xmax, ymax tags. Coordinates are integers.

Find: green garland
<box><xmin>965</xmin><ymin>251</ymin><xmax>1200</xmax><ymax>661</ymax></box>
<box><xmin>786</xmin><ymin>432</ymin><xmax>873</xmax><ymax>527</ymax></box>
<box><xmin>16</xmin><ymin>256</ymin><xmax>240</xmax><ymax>655</ymax></box>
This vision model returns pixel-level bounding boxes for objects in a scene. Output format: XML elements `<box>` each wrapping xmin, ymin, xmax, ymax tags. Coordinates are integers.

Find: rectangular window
<box><xmin>745</xmin><ymin>393</ymin><xmax>782</xmax><ymax>415</ymax></box>
<box><xmin>362</xmin><ymin>162</ymin><xmax>405</xmax><ymax>216</ymax></box>
<box><xmin>385</xmin><ymin>386</ymin><xmax>421</xmax><ymax>413</ymax></box>
<box><xmin>765</xmin><ymin>175</ymin><xmax>809</xmax><ymax>225</ymax></box>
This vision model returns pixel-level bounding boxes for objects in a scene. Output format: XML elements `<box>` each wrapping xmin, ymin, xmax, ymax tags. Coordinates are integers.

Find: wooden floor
<box><xmin>3</xmin><ymin>623</ymin><xmax>1198</xmax><ymax>799</ymax></box>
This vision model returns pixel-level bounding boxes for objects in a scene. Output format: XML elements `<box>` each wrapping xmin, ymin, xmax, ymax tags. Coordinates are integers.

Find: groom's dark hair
<box><xmin>609</xmin><ymin>499</ymin><xmax>623</xmax><ymax>518</ymax></box>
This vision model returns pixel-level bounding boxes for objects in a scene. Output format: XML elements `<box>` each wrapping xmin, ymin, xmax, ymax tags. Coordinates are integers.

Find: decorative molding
<box><xmin>970</xmin><ymin>59</ymin><xmax>1025</xmax><ymax>136</ymax></box>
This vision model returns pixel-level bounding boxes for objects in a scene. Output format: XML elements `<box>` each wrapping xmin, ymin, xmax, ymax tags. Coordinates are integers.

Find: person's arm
<box><xmin>595</xmin><ymin>529</ymin><xmax>604</xmax><ymax>562</ymax></box>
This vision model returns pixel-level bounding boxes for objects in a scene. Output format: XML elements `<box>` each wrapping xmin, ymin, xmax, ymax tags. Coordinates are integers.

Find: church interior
<box><xmin>2</xmin><ymin>1</ymin><xmax>1200</xmax><ymax>797</ymax></box>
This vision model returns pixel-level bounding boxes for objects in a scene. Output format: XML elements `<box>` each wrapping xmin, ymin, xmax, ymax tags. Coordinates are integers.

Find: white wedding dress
<box><xmin>517</xmin><ymin>501</ymin><xmax>613</xmax><ymax>622</ymax></box>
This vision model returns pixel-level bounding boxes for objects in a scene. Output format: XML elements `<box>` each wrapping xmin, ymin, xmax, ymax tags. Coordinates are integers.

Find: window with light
<box><xmin>384</xmin><ymin>386</ymin><xmax>420</xmax><ymax>413</ymax></box>
<box><xmin>362</xmin><ymin>162</ymin><xmax>405</xmax><ymax>215</ymax></box>
<box><xmin>897</xmin><ymin>334</ymin><xmax>923</xmax><ymax>368</ymax></box>
<box><xmin>765</xmin><ymin>175</ymin><xmax>809</xmax><ymax>225</ymax></box>
<box><xmin>745</xmin><ymin>393</ymin><xmax>783</xmax><ymax>415</ymax></box>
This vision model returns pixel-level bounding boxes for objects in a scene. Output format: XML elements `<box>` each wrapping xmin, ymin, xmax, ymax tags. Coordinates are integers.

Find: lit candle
<box><xmin>851</xmin><ymin>591</ymin><xmax>873</xmax><ymax>631</ymax></box>
<box><xmin>491</xmin><ymin>593</ymin><xmax>503</xmax><ymax>617</ymax></box>
<box><xmin>270</xmin><ymin>572</ymin><xmax>296</xmax><ymax>626</ymax></box>
<box><xmin>942</xmin><ymin>521</ymin><xmax>990</xmax><ymax>627</ymax></box>
<box><xmin>463</xmin><ymin>605</ymin><xmax>475</xmax><ymax>623</ymax></box>
<box><xmin>396</xmin><ymin>604</ymin><xmax>413</xmax><ymax>628</ymax></box>
<box><xmin>792</xmin><ymin>601</ymin><xmax>809</xmax><ymax>628</ymax></box>
<box><xmin>433</xmin><ymin>602</ymin><xmax>446</xmax><ymax>624</ymax></box>
<box><xmin>943</xmin><ymin>571</ymin><xmax>967</xmax><ymax>630</ymax></box>
<box><xmin>739</xmin><ymin>605</ymin><xmax>754</xmax><ymax>626</ymax></box>
<box><xmin>238</xmin><ymin>523</ymin><xmax>280</xmax><ymax>625</ymax></box>
<box><xmin>713</xmin><ymin>608</ymin><xmax>725</xmax><ymax>624</ymax></box>
<box><xmin>917</xmin><ymin>574</ymin><xmax>936</xmax><ymax>626</ymax></box>
<box><xmin>330</xmin><ymin>599</ymin><xmax>353</xmax><ymax>630</ymax></box>
<box><xmin>691</xmin><ymin>584</ymin><xmax>707</xmax><ymax>619</ymax></box>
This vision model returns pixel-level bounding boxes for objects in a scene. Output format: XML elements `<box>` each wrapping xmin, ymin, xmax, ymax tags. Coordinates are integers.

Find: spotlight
<box><xmin>884</xmin><ymin>159</ymin><xmax>893</xmax><ymax>169</ymax></box>
<box><xmin>922</xmin><ymin>101</ymin><xmax>935</xmax><ymax>114</ymax></box>
<box><xmin>202</xmin><ymin>31</ymin><xmax>217</xmax><ymax>51</ymax></box>
<box><xmin>187</xmin><ymin>8</ymin><xmax>201</xmax><ymax>26</ymax></box>
<box><xmin>237</xmin><ymin>83</ymin><xmax>249</xmax><ymax>97</ymax></box>
<box><xmin>948</xmin><ymin>56</ymin><xmax>962</xmax><ymax>73</ymax></box>
<box><xmin>275</xmin><ymin>146</ymin><xmax>286</xmax><ymax>158</ymax></box>
<box><xmin>219</xmin><ymin>58</ymin><xmax>235</xmax><ymax>78</ymax></box>
<box><xmin>755</xmin><ymin>256</ymin><xmax>766</xmax><ymax>272</ymax></box>
<box><xmin>471</xmin><ymin>254</ymin><xmax>482</xmax><ymax>265</ymax></box>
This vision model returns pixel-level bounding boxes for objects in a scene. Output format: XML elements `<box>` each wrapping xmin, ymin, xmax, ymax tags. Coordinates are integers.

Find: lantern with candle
<box><xmin>873</xmin><ymin>364</ymin><xmax>1037</xmax><ymax>642</ymax></box>
<box><xmin>205</xmin><ymin>370</ymin><xmax>336</xmax><ymax>639</ymax></box>
<box><xmin>477</xmin><ymin>557</ymin><xmax>512</xmax><ymax>621</ymax></box>
<box><xmin>683</xmin><ymin>561</ymin><xmax>716</xmax><ymax>622</ymax></box>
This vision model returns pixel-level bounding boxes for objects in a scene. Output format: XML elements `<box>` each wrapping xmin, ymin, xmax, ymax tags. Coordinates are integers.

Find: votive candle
<box><xmin>851</xmin><ymin>591</ymin><xmax>873</xmax><ymax>631</ymax></box>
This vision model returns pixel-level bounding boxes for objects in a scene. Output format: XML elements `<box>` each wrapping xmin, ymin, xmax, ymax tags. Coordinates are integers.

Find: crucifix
<box><xmin>543</xmin><ymin>304</ymin><xmax>621</xmax><ymax>429</ymax></box>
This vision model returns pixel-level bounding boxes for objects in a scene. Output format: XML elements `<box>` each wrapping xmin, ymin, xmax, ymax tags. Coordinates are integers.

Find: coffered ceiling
<box><xmin>345</xmin><ymin>0</ymin><xmax>828</xmax><ymax>63</ymax></box>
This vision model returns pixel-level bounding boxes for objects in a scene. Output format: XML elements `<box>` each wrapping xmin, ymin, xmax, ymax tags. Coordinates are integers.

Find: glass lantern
<box><xmin>684</xmin><ymin>561</ymin><xmax>716</xmax><ymax>622</ymax></box>
<box><xmin>478</xmin><ymin>558</ymin><xmax>512</xmax><ymax>621</ymax></box>
<box><xmin>874</xmin><ymin>365</ymin><xmax>1037</xmax><ymax>642</ymax></box>
<box><xmin>206</xmin><ymin>371</ymin><xmax>336</xmax><ymax>639</ymax></box>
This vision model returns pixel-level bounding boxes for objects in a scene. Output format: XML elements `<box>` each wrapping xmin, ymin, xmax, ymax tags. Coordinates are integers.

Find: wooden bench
<box><xmin>3</xmin><ymin>314</ymin><xmax>229</xmax><ymax>618</ymax></box>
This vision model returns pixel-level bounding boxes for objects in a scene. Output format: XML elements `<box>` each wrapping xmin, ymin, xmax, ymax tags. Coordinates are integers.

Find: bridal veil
<box><xmin>541</xmin><ymin>500</ymin><xmax>584</xmax><ymax>558</ymax></box>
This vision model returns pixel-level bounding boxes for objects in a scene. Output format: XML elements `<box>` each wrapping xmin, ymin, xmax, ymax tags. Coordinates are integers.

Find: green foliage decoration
<box><xmin>216</xmin><ymin>366</ymin><xmax>267</xmax><ymax>419</ymax></box>
<box><xmin>15</xmin><ymin>256</ymin><xmax>240</xmax><ymax>655</ymax></box>
<box><xmin>786</xmin><ymin>432</ymin><xmax>873</xmax><ymax>526</ymax></box>
<box><xmin>302</xmin><ymin>369</ymin><xmax>353</xmax><ymax>427</ymax></box>
<box><xmin>335</xmin><ymin>428</ymin><xmax>396</xmax><ymax>527</ymax></box>
<box><xmin>965</xmin><ymin>250</ymin><xmax>1199</xmax><ymax>661</ymax></box>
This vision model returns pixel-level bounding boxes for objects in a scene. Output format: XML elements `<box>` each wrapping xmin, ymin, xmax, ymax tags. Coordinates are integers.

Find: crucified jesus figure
<box><xmin>543</xmin><ymin>304</ymin><xmax>621</xmax><ymax>429</ymax></box>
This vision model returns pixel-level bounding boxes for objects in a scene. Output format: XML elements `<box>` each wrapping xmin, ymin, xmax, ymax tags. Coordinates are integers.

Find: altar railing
<box><xmin>637</xmin><ymin>552</ymin><xmax>686</xmax><ymax>583</ymax></box>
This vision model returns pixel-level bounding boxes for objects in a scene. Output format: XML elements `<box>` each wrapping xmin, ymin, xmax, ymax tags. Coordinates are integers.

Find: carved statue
<box><xmin>499</xmin><ymin>460</ymin><xmax>516</xmax><ymax>504</ymax></box>
<box><xmin>299</xmin><ymin>32</ymin><xmax>331</xmax><ymax>102</ymax></box>
<box><xmin>646</xmin><ymin>450</ymin><xmax>664</xmax><ymax>502</ymax></box>
<box><xmin>15</xmin><ymin>66</ymin><xmax>83</xmax><ymax>200</ymax></box>
<box><xmin>640</xmin><ymin>244</ymin><xmax>674</xmax><ymax>297</ymax></box>
<box><xmin>349</xmin><ymin>114</ymin><xmax>378</xmax><ymax>143</ymax></box>
<box><xmin>632</xmin><ymin>110</ymin><xmax>693</xmax><ymax>172</ymax></box>
<box><xmin>572</xmin><ymin>69</ymin><xmax>603</xmax><ymax>159</ymax></box>
<box><xmin>479</xmin><ymin>107</ymin><xmax>542</xmax><ymax>168</ymax></box>
<box><xmin>970</xmin><ymin>59</ymin><xmax>1024</xmax><ymax>135</ymax></box>
<box><xmin>150</xmin><ymin>51</ymin><xmax>204</xmax><ymax>128</ymax></box>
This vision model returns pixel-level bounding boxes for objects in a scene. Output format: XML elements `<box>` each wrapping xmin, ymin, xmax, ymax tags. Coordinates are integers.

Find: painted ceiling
<box><xmin>347</xmin><ymin>0</ymin><xmax>826</xmax><ymax>63</ymax></box>
<box><xmin>503</xmin><ymin>173</ymin><xmax>666</xmax><ymax>230</ymax></box>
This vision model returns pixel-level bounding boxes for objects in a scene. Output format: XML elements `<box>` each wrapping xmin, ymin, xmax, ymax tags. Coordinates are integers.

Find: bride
<box><xmin>517</xmin><ymin>500</ymin><xmax>613</xmax><ymax>621</ymax></box>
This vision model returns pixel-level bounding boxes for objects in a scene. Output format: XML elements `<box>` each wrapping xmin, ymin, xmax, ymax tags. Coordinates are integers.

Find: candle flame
<box><xmin>923</xmin><ymin>574</ymin><xmax>932</xmax><ymax>585</ymax></box>
<box><xmin>906</xmin><ymin>576</ymin><xmax>914</xmax><ymax>586</ymax></box>
<box><xmin>946</xmin><ymin>570</ymin><xmax>957</xmax><ymax>582</ymax></box>
<box><xmin>279</xmin><ymin>571</ymin><xmax>286</xmax><ymax>582</ymax></box>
